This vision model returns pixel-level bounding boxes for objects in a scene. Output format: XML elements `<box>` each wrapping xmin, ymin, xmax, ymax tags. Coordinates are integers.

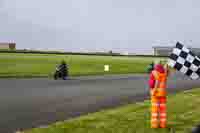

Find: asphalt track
<box><xmin>1</xmin><ymin>73</ymin><xmax>200</xmax><ymax>133</ymax></box>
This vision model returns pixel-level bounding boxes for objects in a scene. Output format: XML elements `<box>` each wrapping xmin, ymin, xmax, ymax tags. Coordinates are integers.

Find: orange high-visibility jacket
<box><xmin>152</xmin><ymin>70</ymin><xmax>167</xmax><ymax>97</ymax></box>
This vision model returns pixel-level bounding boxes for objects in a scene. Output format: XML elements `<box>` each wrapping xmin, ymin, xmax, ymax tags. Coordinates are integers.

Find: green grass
<box><xmin>0</xmin><ymin>53</ymin><xmax>165</xmax><ymax>78</ymax></box>
<box><xmin>23</xmin><ymin>88</ymin><xmax>200</xmax><ymax>133</ymax></box>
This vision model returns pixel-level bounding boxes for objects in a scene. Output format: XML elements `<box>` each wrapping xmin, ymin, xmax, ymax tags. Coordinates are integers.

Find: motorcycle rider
<box><xmin>55</xmin><ymin>60</ymin><xmax>68</xmax><ymax>80</ymax></box>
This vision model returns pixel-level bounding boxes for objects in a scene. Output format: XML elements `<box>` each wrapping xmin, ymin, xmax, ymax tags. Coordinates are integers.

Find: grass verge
<box><xmin>23</xmin><ymin>88</ymin><xmax>200</xmax><ymax>133</ymax></box>
<box><xmin>0</xmin><ymin>53</ymin><xmax>165</xmax><ymax>78</ymax></box>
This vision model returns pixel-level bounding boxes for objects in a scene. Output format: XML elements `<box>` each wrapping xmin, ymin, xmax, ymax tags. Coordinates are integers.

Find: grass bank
<box><xmin>23</xmin><ymin>88</ymin><xmax>200</xmax><ymax>133</ymax></box>
<box><xmin>0</xmin><ymin>53</ymin><xmax>165</xmax><ymax>78</ymax></box>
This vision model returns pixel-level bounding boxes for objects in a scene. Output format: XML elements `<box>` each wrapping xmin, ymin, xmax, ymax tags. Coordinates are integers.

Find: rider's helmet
<box><xmin>61</xmin><ymin>60</ymin><xmax>66</xmax><ymax>65</ymax></box>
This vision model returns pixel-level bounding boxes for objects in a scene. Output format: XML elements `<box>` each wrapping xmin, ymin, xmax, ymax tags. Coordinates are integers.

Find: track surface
<box><xmin>0</xmin><ymin>73</ymin><xmax>200</xmax><ymax>133</ymax></box>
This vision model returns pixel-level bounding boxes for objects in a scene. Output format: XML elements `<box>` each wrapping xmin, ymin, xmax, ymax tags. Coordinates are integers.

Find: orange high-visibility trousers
<box><xmin>151</xmin><ymin>95</ymin><xmax>167</xmax><ymax>128</ymax></box>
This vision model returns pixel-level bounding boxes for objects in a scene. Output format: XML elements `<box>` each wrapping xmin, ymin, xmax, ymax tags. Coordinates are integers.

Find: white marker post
<box><xmin>104</xmin><ymin>65</ymin><xmax>109</xmax><ymax>72</ymax></box>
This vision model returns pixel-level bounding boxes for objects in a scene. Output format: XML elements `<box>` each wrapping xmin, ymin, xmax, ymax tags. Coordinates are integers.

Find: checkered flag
<box><xmin>168</xmin><ymin>42</ymin><xmax>200</xmax><ymax>80</ymax></box>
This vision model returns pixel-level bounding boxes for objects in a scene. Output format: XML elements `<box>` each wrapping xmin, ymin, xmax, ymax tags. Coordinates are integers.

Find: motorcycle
<box><xmin>54</xmin><ymin>67</ymin><xmax>68</xmax><ymax>80</ymax></box>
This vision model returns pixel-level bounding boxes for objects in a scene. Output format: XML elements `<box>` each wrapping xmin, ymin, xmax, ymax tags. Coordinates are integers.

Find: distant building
<box><xmin>0</xmin><ymin>43</ymin><xmax>16</xmax><ymax>50</ymax></box>
<box><xmin>153</xmin><ymin>46</ymin><xmax>200</xmax><ymax>56</ymax></box>
<box><xmin>190</xmin><ymin>47</ymin><xmax>200</xmax><ymax>56</ymax></box>
<box><xmin>153</xmin><ymin>46</ymin><xmax>173</xmax><ymax>56</ymax></box>
<box><xmin>120</xmin><ymin>52</ymin><xmax>129</xmax><ymax>55</ymax></box>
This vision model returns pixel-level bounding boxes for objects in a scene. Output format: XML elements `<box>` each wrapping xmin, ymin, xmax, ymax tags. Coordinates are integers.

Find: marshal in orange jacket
<box><xmin>149</xmin><ymin>64</ymin><xmax>168</xmax><ymax>128</ymax></box>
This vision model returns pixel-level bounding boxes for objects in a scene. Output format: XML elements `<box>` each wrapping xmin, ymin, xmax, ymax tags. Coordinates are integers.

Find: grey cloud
<box><xmin>1</xmin><ymin>0</ymin><xmax>200</xmax><ymax>54</ymax></box>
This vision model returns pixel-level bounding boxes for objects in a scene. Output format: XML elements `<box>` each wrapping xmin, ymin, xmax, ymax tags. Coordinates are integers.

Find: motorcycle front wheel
<box><xmin>54</xmin><ymin>72</ymin><xmax>58</xmax><ymax>80</ymax></box>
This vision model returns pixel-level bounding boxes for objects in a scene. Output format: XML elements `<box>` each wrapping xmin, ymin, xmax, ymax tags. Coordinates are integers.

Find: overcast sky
<box><xmin>0</xmin><ymin>0</ymin><xmax>200</xmax><ymax>54</ymax></box>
